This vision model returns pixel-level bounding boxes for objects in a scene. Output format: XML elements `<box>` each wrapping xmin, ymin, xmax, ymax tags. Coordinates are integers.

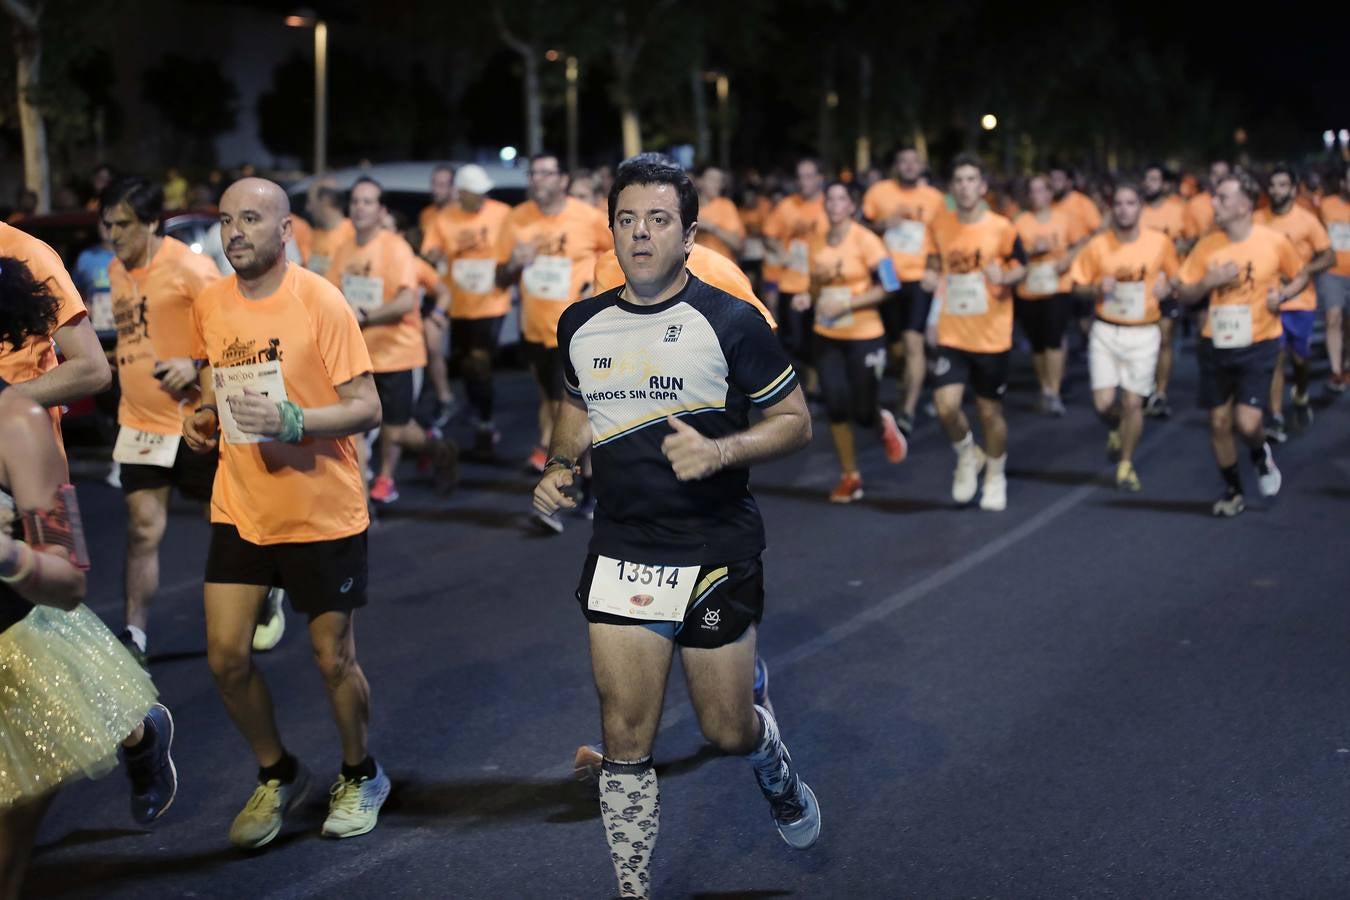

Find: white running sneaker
<box><xmin>322</xmin><ymin>763</ymin><xmax>391</xmax><ymax>839</ymax></box>
<box><xmin>1256</xmin><ymin>444</ymin><xmax>1282</xmax><ymax>497</ymax></box>
<box><xmin>229</xmin><ymin>764</ymin><xmax>311</xmax><ymax>849</ymax></box>
<box><xmin>951</xmin><ymin>445</ymin><xmax>986</xmax><ymax>504</ymax></box>
<box><xmin>979</xmin><ymin>472</ymin><xmax>1007</xmax><ymax>511</ymax></box>
<box><xmin>252</xmin><ymin>588</ymin><xmax>286</xmax><ymax>652</ymax></box>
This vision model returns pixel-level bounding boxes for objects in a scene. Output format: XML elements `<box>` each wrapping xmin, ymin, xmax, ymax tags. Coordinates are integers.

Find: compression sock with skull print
<box><xmin>600</xmin><ymin>756</ymin><xmax>660</xmax><ymax>899</ymax></box>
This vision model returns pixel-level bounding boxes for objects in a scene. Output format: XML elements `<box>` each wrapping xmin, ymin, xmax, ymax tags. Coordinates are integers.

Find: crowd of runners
<box><xmin>0</xmin><ymin>143</ymin><xmax>1347</xmax><ymax>898</ymax></box>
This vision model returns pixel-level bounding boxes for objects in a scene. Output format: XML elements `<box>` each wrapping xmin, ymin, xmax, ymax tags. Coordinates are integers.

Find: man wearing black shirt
<box><xmin>533</xmin><ymin>157</ymin><xmax>820</xmax><ymax>899</ymax></box>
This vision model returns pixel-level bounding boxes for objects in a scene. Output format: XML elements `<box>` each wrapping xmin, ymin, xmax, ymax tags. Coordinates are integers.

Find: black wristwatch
<box><xmin>543</xmin><ymin>455</ymin><xmax>576</xmax><ymax>473</ymax></box>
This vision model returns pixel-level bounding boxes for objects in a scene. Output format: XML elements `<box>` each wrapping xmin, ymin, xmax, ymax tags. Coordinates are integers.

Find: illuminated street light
<box><xmin>981</xmin><ymin>114</ymin><xmax>998</xmax><ymax>131</ymax></box>
<box><xmin>545</xmin><ymin>49</ymin><xmax>560</xmax><ymax>62</ymax></box>
<box><xmin>286</xmin><ymin>9</ymin><xmax>327</xmax><ymax>175</ymax></box>
<box><xmin>1340</xmin><ymin>129</ymin><xmax>1349</xmax><ymax>148</ymax></box>
<box><xmin>500</xmin><ymin>146</ymin><xmax>518</xmax><ymax>163</ymax></box>
<box><xmin>1324</xmin><ymin>130</ymin><xmax>1336</xmax><ymax>150</ymax></box>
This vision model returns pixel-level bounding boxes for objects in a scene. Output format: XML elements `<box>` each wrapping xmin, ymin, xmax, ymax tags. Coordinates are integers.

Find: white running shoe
<box><xmin>322</xmin><ymin>763</ymin><xmax>391</xmax><ymax>839</ymax></box>
<box><xmin>979</xmin><ymin>472</ymin><xmax>1007</xmax><ymax>512</ymax></box>
<box><xmin>951</xmin><ymin>445</ymin><xmax>986</xmax><ymax>504</ymax></box>
<box><xmin>1257</xmin><ymin>445</ymin><xmax>1282</xmax><ymax>497</ymax></box>
<box><xmin>252</xmin><ymin>588</ymin><xmax>286</xmax><ymax>652</ymax></box>
<box><xmin>229</xmin><ymin>764</ymin><xmax>311</xmax><ymax>849</ymax></box>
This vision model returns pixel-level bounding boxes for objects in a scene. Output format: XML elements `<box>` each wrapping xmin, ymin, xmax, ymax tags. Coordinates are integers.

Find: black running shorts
<box><xmin>575</xmin><ymin>554</ymin><xmax>764</xmax><ymax>650</ymax></box>
<box><xmin>205</xmin><ymin>524</ymin><xmax>368</xmax><ymax>617</ymax></box>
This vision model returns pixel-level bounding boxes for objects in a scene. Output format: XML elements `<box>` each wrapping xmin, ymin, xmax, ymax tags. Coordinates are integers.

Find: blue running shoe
<box><xmin>121</xmin><ymin>703</ymin><xmax>177</xmax><ymax>824</ymax></box>
<box><xmin>770</xmin><ymin>775</ymin><xmax>821</xmax><ymax>850</ymax></box>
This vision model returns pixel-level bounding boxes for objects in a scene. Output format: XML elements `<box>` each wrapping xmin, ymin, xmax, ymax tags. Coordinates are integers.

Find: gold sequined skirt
<box><xmin>0</xmin><ymin>604</ymin><xmax>157</xmax><ymax>808</ymax></box>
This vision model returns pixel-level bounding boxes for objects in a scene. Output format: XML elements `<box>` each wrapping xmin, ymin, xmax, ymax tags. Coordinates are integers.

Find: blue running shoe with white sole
<box><xmin>121</xmin><ymin>702</ymin><xmax>177</xmax><ymax>824</ymax></box>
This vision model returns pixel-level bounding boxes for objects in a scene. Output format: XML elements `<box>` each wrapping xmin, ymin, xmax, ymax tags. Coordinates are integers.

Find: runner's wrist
<box><xmin>196</xmin><ymin>403</ymin><xmax>219</xmax><ymax>419</ymax></box>
<box><xmin>276</xmin><ymin>400</ymin><xmax>305</xmax><ymax>443</ymax></box>
<box><xmin>544</xmin><ymin>454</ymin><xmax>576</xmax><ymax>474</ymax></box>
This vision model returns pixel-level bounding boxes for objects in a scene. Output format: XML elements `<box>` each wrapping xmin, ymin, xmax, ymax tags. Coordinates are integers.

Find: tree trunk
<box><xmin>620</xmin><ymin>104</ymin><xmax>642</xmax><ymax>159</ymax></box>
<box><xmin>690</xmin><ymin>66</ymin><xmax>710</xmax><ymax>164</ymax></box>
<box><xmin>5</xmin><ymin>5</ymin><xmax>50</xmax><ymax>213</ymax></box>
<box><xmin>492</xmin><ymin>9</ymin><xmax>543</xmax><ymax>157</ymax></box>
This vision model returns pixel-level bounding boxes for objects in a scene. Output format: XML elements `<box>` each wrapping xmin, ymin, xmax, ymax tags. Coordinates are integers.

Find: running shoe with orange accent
<box><xmin>878</xmin><ymin>410</ymin><xmax>908</xmax><ymax>464</ymax></box>
<box><xmin>829</xmin><ymin>473</ymin><xmax>863</xmax><ymax>504</ymax></box>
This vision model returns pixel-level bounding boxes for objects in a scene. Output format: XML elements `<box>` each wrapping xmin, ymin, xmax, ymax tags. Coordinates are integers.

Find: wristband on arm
<box><xmin>277</xmin><ymin>400</ymin><xmax>306</xmax><ymax>444</ymax></box>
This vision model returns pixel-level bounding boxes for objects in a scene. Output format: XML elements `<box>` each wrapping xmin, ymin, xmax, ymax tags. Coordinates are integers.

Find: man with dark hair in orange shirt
<box><xmin>924</xmin><ymin>154</ymin><xmax>1027</xmax><ymax>512</ymax></box>
<box><xmin>1174</xmin><ymin>172</ymin><xmax>1310</xmax><ymax>517</ymax></box>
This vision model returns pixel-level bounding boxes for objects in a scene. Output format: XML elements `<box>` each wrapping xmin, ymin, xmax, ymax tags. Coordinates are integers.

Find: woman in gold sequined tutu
<box><xmin>0</xmin><ymin>256</ymin><xmax>178</xmax><ymax>899</ymax></box>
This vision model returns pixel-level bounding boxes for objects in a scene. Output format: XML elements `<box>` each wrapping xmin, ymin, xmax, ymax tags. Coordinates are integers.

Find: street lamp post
<box><xmin>287</xmin><ymin>10</ymin><xmax>327</xmax><ymax>176</ymax></box>
<box><xmin>565</xmin><ymin>56</ymin><xmax>579</xmax><ymax>174</ymax></box>
<box><xmin>715</xmin><ymin>73</ymin><xmax>730</xmax><ymax>171</ymax></box>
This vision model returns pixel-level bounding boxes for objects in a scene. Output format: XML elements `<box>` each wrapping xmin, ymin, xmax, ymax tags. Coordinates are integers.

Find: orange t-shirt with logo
<box><xmin>695</xmin><ymin>197</ymin><xmax>746</xmax><ymax>262</ymax></box>
<box><xmin>762</xmin><ymin>195</ymin><xmax>828</xmax><ymax>294</ymax></box>
<box><xmin>1053</xmin><ymin>190</ymin><xmax>1102</xmax><ymax>237</ymax></box>
<box><xmin>307</xmin><ymin>218</ymin><xmax>355</xmax><ymax>277</ymax></box>
<box><xmin>496</xmin><ymin>197</ymin><xmax>613</xmax><ymax>348</ymax></box>
<box><xmin>861</xmin><ymin>181</ymin><xmax>946</xmax><ymax>282</ymax></box>
<box><xmin>1140</xmin><ymin>196</ymin><xmax>1187</xmax><ymax>243</ymax></box>
<box><xmin>929</xmin><ymin>210</ymin><xmax>1022</xmax><ymax>354</ymax></box>
<box><xmin>418</xmin><ymin>204</ymin><xmax>443</xmax><ymax>238</ymax></box>
<box><xmin>191</xmin><ymin>264</ymin><xmax>373</xmax><ymax>545</ymax></box>
<box><xmin>1013</xmin><ymin>209</ymin><xmax>1087</xmax><ymax>299</ymax></box>
<box><xmin>1069</xmin><ymin>228</ymin><xmax>1180</xmax><ymax>326</ymax></box>
<box><xmin>1255</xmin><ymin>206</ymin><xmax>1331</xmax><ymax>312</ymax></box>
<box><xmin>1183</xmin><ymin>192</ymin><xmax>1214</xmax><ymax>242</ymax></box>
<box><xmin>1179</xmin><ymin>225</ymin><xmax>1302</xmax><ymax>345</ymax></box>
<box><xmin>0</xmin><ymin>223</ymin><xmax>89</xmax><ymax>436</ymax></box>
<box><xmin>326</xmin><ymin>230</ymin><xmax>426</xmax><ymax>373</ymax></box>
<box><xmin>594</xmin><ymin>243</ymin><xmax>777</xmax><ymax>329</ymax></box>
<box><xmin>1320</xmin><ymin>195</ymin><xmax>1350</xmax><ymax>277</ymax></box>
<box><xmin>110</xmin><ymin>237</ymin><xmax>221</xmax><ymax>434</ymax></box>
<box><xmin>809</xmin><ymin>222</ymin><xmax>888</xmax><ymax>341</ymax></box>
<box><xmin>289</xmin><ymin>216</ymin><xmax>314</xmax><ymax>265</ymax></box>
<box><xmin>422</xmin><ymin>199</ymin><xmax>512</xmax><ymax>319</ymax></box>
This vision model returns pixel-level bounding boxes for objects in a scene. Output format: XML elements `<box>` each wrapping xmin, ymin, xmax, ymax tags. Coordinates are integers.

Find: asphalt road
<box><xmin>25</xmin><ymin>342</ymin><xmax>1350</xmax><ymax>899</ymax></box>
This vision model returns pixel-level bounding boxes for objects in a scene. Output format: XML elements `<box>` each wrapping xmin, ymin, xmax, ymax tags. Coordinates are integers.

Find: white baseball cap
<box><xmin>454</xmin><ymin>164</ymin><xmax>494</xmax><ymax>195</ymax></box>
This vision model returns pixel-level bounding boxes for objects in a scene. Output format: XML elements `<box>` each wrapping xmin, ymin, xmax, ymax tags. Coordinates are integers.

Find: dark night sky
<box><xmin>230</xmin><ymin>0</ymin><xmax>1348</xmax><ymax>161</ymax></box>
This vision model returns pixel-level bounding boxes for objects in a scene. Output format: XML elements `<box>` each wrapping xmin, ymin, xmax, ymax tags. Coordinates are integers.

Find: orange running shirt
<box><xmin>326</xmin><ymin>230</ymin><xmax>425</xmax><ymax>373</ymax></box>
<box><xmin>110</xmin><ymin>237</ymin><xmax>221</xmax><ymax>433</ymax></box>
<box><xmin>1255</xmin><ymin>206</ymin><xmax>1331</xmax><ymax>311</ymax></box>
<box><xmin>289</xmin><ymin>216</ymin><xmax>314</xmax><ymax>265</ymax></box>
<box><xmin>1183</xmin><ymin>192</ymin><xmax>1214</xmax><ymax>242</ymax></box>
<box><xmin>929</xmin><ymin>210</ymin><xmax>1022</xmax><ymax>354</ymax></box>
<box><xmin>0</xmin><ymin>223</ymin><xmax>89</xmax><ymax>435</ymax></box>
<box><xmin>762</xmin><ymin>195</ymin><xmax>828</xmax><ymax>294</ymax></box>
<box><xmin>422</xmin><ymin>199</ymin><xmax>512</xmax><ymax>319</ymax></box>
<box><xmin>1319</xmin><ymin>195</ymin><xmax>1350</xmax><ymax>277</ymax></box>
<box><xmin>191</xmin><ymin>264</ymin><xmax>373</xmax><ymax>545</ymax></box>
<box><xmin>1069</xmin><ymin>229</ymin><xmax>1180</xmax><ymax>326</ymax></box>
<box><xmin>1053</xmin><ymin>190</ymin><xmax>1102</xmax><ymax>237</ymax></box>
<box><xmin>594</xmin><ymin>243</ymin><xmax>777</xmax><ymax>329</ymax></box>
<box><xmin>306</xmin><ymin>218</ymin><xmax>355</xmax><ymax>277</ymax></box>
<box><xmin>738</xmin><ymin>196</ymin><xmax>773</xmax><ymax>268</ymax></box>
<box><xmin>808</xmin><ymin>222</ymin><xmax>888</xmax><ymax>341</ymax></box>
<box><xmin>1179</xmin><ymin>225</ymin><xmax>1302</xmax><ymax>346</ymax></box>
<box><xmin>1013</xmin><ymin>209</ymin><xmax>1087</xmax><ymax>299</ymax></box>
<box><xmin>1140</xmin><ymin>196</ymin><xmax>1187</xmax><ymax>242</ymax></box>
<box><xmin>695</xmin><ymin>197</ymin><xmax>746</xmax><ymax>261</ymax></box>
<box><xmin>496</xmin><ymin>197</ymin><xmax>613</xmax><ymax>348</ymax></box>
<box><xmin>861</xmin><ymin>181</ymin><xmax>946</xmax><ymax>282</ymax></box>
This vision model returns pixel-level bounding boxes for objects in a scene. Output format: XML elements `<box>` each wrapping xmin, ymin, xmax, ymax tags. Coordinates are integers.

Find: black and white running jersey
<box><xmin>559</xmin><ymin>274</ymin><xmax>798</xmax><ymax>565</ymax></box>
